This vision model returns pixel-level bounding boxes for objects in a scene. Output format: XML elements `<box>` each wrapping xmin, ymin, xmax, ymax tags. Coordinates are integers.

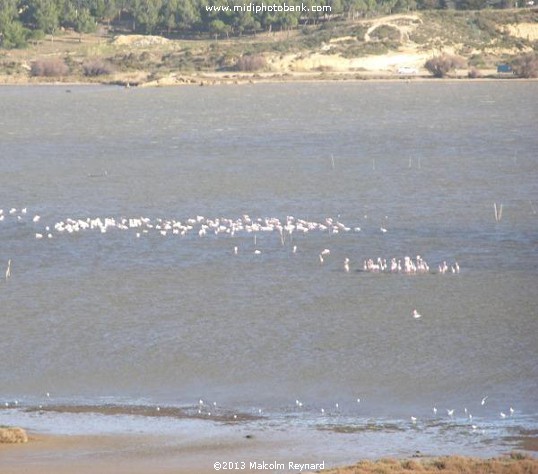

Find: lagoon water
<box><xmin>0</xmin><ymin>82</ymin><xmax>537</xmax><ymax>464</ymax></box>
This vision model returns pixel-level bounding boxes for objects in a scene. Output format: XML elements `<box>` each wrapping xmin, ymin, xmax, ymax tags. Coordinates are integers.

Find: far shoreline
<box><xmin>2</xmin><ymin>10</ymin><xmax>536</xmax><ymax>91</ymax></box>
<box><xmin>1</xmin><ymin>73</ymin><xmax>537</xmax><ymax>88</ymax></box>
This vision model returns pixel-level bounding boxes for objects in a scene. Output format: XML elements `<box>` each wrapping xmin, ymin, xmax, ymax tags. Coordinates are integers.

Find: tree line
<box><xmin>0</xmin><ymin>0</ymin><xmax>519</xmax><ymax>48</ymax></box>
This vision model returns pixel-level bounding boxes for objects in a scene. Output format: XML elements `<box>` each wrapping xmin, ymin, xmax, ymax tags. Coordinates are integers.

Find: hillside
<box><xmin>1</xmin><ymin>9</ymin><xmax>537</xmax><ymax>85</ymax></box>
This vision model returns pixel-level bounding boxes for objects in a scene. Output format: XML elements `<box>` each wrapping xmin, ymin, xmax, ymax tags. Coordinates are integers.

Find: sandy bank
<box><xmin>1</xmin><ymin>430</ymin><xmax>537</xmax><ymax>474</ymax></box>
<box><xmin>0</xmin><ymin>431</ymin><xmax>262</xmax><ymax>474</ymax></box>
<box><xmin>0</xmin><ymin>421</ymin><xmax>354</xmax><ymax>474</ymax></box>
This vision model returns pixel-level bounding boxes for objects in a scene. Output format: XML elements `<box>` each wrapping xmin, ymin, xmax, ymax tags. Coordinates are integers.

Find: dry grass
<box><xmin>235</xmin><ymin>54</ymin><xmax>267</xmax><ymax>72</ymax></box>
<box><xmin>30</xmin><ymin>58</ymin><xmax>69</xmax><ymax>77</ymax></box>
<box><xmin>82</xmin><ymin>58</ymin><xmax>115</xmax><ymax>76</ymax></box>
<box><xmin>424</xmin><ymin>54</ymin><xmax>467</xmax><ymax>78</ymax></box>
<box><xmin>512</xmin><ymin>52</ymin><xmax>538</xmax><ymax>78</ymax></box>
<box><xmin>322</xmin><ymin>455</ymin><xmax>538</xmax><ymax>474</ymax></box>
<box><xmin>0</xmin><ymin>427</ymin><xmax>28</xmax><ymax>444</ymax></box>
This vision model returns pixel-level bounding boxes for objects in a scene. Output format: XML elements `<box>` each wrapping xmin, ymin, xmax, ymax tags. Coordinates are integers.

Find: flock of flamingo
<box><xmin>1</xmin><ymin>208</ymin><xmax>461</xmax><ymax>278</ymax></box>
<box><xmin>5</xmin><ymin>210</ymin><xmax>365</xmax><ymax>239</ymax></box>
<box><xmin>362</xmin><ymin>255</ymin><xmax>460</xmax><ymax>274</ymax></box>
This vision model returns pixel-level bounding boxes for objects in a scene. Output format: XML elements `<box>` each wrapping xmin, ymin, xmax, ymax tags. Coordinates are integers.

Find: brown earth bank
<box><xmin>1</xmin><ymin>9</ymin><xmax>537</xmax><ymax>86</ymax></box>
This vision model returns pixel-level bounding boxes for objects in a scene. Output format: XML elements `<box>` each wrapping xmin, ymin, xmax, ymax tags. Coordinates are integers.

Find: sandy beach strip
<box><xmin>1</xmin><ymin>429</ymin><xmax>537</xmax><ymax>474</ymax></box>
<box><xmin>0</xmin><ymin>426</ymin><xmax>342</xmax><ymax>474</ymax></box>
<box><xmin>0</xmin><ymin>431</ymin><xmax>258</xmax><ymax>474</ymax></box>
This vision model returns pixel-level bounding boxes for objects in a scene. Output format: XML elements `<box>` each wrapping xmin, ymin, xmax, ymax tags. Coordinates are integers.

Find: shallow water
<box><xmin>0</xmin><ymin>82</ymin><xmax>537</xmax><ymax>461</ymax></box>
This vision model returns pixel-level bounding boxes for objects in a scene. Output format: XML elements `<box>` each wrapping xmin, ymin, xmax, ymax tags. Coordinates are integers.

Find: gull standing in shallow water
<box><xmin>413</xmin><ymin>309</ymin><xmax>421</xmax><ymax>319</ymax></box>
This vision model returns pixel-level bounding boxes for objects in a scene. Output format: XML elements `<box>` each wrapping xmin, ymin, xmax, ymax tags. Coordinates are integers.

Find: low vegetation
<box><xmin>0</xmin><ymin>426</ymin><xmax>28</xmax><ymax>444</ymax></box>
<box><xmin>82</xmin><ymin>58</ymin><xmax>115</xmax><ymax>76</ymax></box>
<box><xmin>30</xmin><ymin>57</ymin><xmax>69</xmax><ymax>77</ymax></box>
<box><xmin>424</xmin><ymin>54</ymin><xmax>467</xmax><ymax>77</ymax></box>
<box><xmin>512</xmin><ymin>52</ymin><xmax>538</xmax><ymax>78</ymax></box>
<box><xmin>369</xmin><ymin>25</ymin><xmax>401</xmax><ymax>42</ymax></box>
<box><xmin>235</xmin><ymin>54</ymin><xmax>267</xmax><ymax>72</ymax></box>
<box><xmin>322</xmin><ymin>454</ymin><xmax>538</xmax><ymax>474</ymax></box>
